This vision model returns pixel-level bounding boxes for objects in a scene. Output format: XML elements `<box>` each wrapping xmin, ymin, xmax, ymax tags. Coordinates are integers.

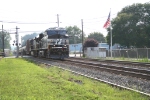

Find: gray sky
<box><xmin>0</xmin><ymin>0</ymin><xmax>149</xmax><ymax>44</ymax></box>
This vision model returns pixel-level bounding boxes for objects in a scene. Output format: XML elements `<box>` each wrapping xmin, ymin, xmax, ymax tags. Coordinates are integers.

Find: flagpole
<box><xmin>103</xmin><ymin>9</ymin><xmax>112</xmax><ymax>58</ymax></box>
<box><xmin>110</xmin><ymin>9</ymin><xmax>112</xmax><ymax>58</ymax></box>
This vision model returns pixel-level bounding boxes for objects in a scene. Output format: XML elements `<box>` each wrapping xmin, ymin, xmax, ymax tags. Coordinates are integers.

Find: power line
<box><xmin>18</xmin><ymin>31</ymin><xmax>44</xmax><ymax>33</ymax></box>
<box><xmin>83</xmin><ymin>13</ymin><xmax>117</xmax><ymax>20</ymax></box>
<box><xmin>9</xmin><ymin>31</ymin><xmax>43</xmax><ymax>34</ymax></box>
<box><xmin>0</xmin><ymin>13</ymin><xmax>118</xmax><ymax>25</ymax></box>
<box><xmin>59</xmin><ymin>14</ymin><xmax>117</xmax><ymax>26</ymax></box>
<box><xmin>0</xmin><ymin>20</ymin><xmax>56</xmax><ymax>24</ymax></box>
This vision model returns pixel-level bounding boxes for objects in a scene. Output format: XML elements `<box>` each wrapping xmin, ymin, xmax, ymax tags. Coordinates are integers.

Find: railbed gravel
<box><xmin>50</xmin><ymin>61</ymin><xmax>150</xmax><ymax>94</ymax></box>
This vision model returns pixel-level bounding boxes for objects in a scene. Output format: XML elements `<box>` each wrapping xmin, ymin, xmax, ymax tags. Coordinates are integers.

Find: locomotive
<box><xmin>20</xmin><ymin>27</ymin><xmax>69</xmax><ymax>59</ymax></box>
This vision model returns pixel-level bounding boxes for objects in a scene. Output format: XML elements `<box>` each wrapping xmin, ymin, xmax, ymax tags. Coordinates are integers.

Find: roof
<box><xmin>45</xmin><ymin>27</ymin><xmax>67</xmax><ymax>36</ymax></box>
<box><xmin>45</xmin><ymin>27</ymin><xmax>66</xmax><ymax>31</ymax></box>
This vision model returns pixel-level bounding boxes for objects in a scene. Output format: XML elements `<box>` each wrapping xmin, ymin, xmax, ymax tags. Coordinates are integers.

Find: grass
<box><xmin>0</xmin><ymin>58</ymin><xmax>149</xmax><ymax>100</ymax></box>
<box><xmin>98</xmin><ymin>56</ymin><xmax>150</xmax><ymax>63</ymax></box>
<box><xmin>137</xmin><ymin>58</ymin><xmax>149</xmax><ymax>62</ymax></box>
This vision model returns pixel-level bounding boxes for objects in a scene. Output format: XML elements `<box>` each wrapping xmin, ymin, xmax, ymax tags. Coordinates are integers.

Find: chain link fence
<box><xmin>106</xmin><ymin>48</ymin><xmax>150</xmax><ymax>59</ymax></box>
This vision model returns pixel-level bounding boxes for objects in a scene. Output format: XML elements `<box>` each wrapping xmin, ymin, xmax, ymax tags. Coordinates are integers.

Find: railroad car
<box><xmin>26</xmin><ymin>39</ymin><xmax>31</xmax><ymax>55</ymax></box>
<box><xmin>19</xmin><ymin>46</ymin><xmax>26</xmax><ymax>55</ymax></box>
<box><xmin>20</xmin><ymin>27</ymin><xmax>69</xmax><ymax>59</ymax></box>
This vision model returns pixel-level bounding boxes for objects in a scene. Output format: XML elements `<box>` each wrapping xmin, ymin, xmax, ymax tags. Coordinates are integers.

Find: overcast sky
<box><xmin>0</xmin><ymin>0</ymin><xmax>149</xmax><ymax>44</ymax></box>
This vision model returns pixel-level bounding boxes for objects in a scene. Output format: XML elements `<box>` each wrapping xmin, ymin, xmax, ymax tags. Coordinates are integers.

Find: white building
<box><xmin>85</xmin><ymin>47</ymin><xmax>106</xmax><ymax>58</ymax></box>
<box><xmin>4</xmin><ymin>49</ymin><xmax>10</xmax><ymax>57</ymax></box>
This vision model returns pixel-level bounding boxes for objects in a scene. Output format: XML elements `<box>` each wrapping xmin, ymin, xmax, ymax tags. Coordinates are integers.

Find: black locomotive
<box><xmin>20</xmin><ymin>27</ymin><xmax>69</xmax><ymax>59</ymax></box>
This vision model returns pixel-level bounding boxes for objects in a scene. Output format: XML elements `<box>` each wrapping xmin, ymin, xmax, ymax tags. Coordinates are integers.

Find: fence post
<box><xmin>144</xmin><ymin>46</ymin><xmax>148</xmax><ymax>59</ymax></box>
<box><xmin>136</xmin><ymin>48</ymin><xmax>138</xmax><ymax>60</ymax></box>
<box><xmin>126</xmin><ymin>50</ymin><xmax>129</xmax><ymax>59</ymax></box>
<box><xmin>119</xmin><ymin>49</ymin><xmax>121</xmax><ymax>58</ymax></box>
<box><xmin>148</xmin><ymin>48</ymin><xmax>149</xmax><ymax>59</ymax></box>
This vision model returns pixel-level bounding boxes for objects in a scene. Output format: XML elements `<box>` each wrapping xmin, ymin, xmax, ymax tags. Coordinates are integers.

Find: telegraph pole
<box><xmin>73</xmin><ymin>36</ymin><xmax>77</xmax><ymax>57</ymax></box>
<box><xmin>21</xmin><ymin>36</ymin><xmax>22</xmax><ymax>47</ymax></box>
<box><xmin>57</xmin><ymin>14</ymin><xmax>59</xmax><ymax>27</ymax></box>
<box><xmin>81</xmin><ymin>19</ymin><xmax>84</xmax><ymax>57</ymax></box>
<box><xmin>2</xmin><ymin>24</ymin><xmax>4</xmax><ymax>53</ymax></box>
<box><xmin>16</xmin><ymin>26</ymin><xmax>20</xmax><ymax>58</ymax></box>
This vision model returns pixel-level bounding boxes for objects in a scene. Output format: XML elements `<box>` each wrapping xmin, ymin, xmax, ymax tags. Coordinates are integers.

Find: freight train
<box><xmin>19</xmin><ymin>27</ymin><xmax>69</xmax><ymax>59</ymax></box>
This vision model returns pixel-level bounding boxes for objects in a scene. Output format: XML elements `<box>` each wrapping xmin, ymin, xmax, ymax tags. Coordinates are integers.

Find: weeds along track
<box><xmin>24</xmin><ymin>56</ymin><xmax>150</xmax><ymax>97</ymax></box>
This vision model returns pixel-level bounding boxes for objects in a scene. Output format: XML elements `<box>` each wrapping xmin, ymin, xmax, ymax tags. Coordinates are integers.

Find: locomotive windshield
<box><xmin>47</xmin><ymin>30</ymin><xmax>67</xmax><ymax>36</ymax></box>
<box><xmin>47</xmin><ymin>30</ymin><xmax>68</xmax><ymax>39</ymax></box>
<box><xmin>48</xmin><ymin>34</ymin><xmax>68</xmax><ymax>39</ymax></box>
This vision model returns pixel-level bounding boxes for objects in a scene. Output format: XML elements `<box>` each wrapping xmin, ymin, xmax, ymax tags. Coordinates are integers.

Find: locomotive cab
<box><xmin>38</xmin><ymin>27</ymin><xmax>69</xmax><ymax>59</ymax></box>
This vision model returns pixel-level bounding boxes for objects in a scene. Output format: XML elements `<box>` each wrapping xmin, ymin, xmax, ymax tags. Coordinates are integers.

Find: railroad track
<box><xmin>30</xmin><ymin>56</ymin><xmax>150</xmax><ymax>80</ymax></box>
<box><xmin>65</xmin><ymin>59</ymin><xmax>150</xmax><ymax>80</ymax></box>
<box><xmin>69</xmin><ymin>57</ymin><xmax>150</xmax><ymax>67</ymax></box>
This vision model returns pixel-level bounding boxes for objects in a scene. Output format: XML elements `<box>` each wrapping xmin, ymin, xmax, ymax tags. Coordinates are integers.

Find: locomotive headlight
<box><xmin>64</xmin><ymin>45</ymin><xmax>66</xmax><ymax>46</ymax></box>
<box><xmin>53</xmin><ymin>45</ymin><xmax>55</xmax><ymax>47</ymax></box>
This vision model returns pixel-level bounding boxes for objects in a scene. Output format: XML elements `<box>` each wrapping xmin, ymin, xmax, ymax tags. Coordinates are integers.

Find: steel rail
<box><xmin>65</xmin><ymin>59</ymin><xmax>150</xmax><ymax>80</ymax></box>
<box><xmin>69</xmin><ymin>57</ymin><xmax>150</xmax><ymax>67</ymax></box>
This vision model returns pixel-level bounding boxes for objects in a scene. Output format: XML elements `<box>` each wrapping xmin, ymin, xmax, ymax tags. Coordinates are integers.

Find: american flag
<box><xmin>103</xmin><ymin>12</ymin><xmax>110</xmax><ymax>28</ymax></box>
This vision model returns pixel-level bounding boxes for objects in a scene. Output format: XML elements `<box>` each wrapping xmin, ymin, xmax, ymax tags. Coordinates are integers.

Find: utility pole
<box><xmin>21</xmin><ymin>36</ymin><xmax>22</xmax><ymax>47</ymax></box>
<box><xmin>73</xmin><ymin>36</ymin><xmax>77</xmax><ymax>57</ymax></box>
<box><xmin>16</xmin><ymin>26</ymin><xmax>20</xmax><ymax>58</ymax></box>
<box><xmin>57</xmin><ymin>14</ymin><xmax>59</xmax><ymax>27</ymax></box>
<box><xmin>81</xmin><ymin>19</ymin><xmax>84</xmax><ymax>57</ymax></box>
<box><xmin>2</xmin><ymin>24</ymin><xmax>4</xmax><ymax>53</ymax></box>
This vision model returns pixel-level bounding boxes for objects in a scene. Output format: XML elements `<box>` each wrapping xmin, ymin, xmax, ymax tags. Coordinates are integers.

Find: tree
<box><xmin>21</xmin><ymin>33</ymin><xmax>39</xmax><ymax>47</ymax></box>
<box><xmin>0</xmin><ymin>31</ymin><xmax>11</xmax><ymax>50</ymax></box>
<box><xmin>83</xmin><ymin>38</ymin><xmax>98</xmax><ymax>48</ymax></box>
<box><xmin>106</xmin><ymin>3</ymin><xmax>150</xmax><ymax>48</ymax></box>
<box><xmin>66</xmin><ymin>26</ymin><xmax>85</xmax><ymax>44</ymax></box>
<box><xmin>88</xmin><ymin>32</ymin><xmax>106</xmax><ymax>43</ymax></box>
